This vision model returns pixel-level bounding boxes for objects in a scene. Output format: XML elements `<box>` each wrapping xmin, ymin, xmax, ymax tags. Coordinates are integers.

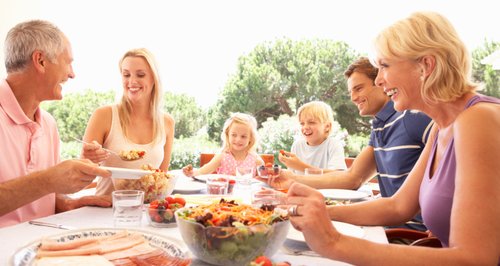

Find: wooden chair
<box><xmin>385</xmin><ymin>228</ymin><xmax>442</xmax><ymax>247</ymax></box>
<box><xmin>344</xmin><ymin>157</ymin><xmax>355</xmax><ymax>168</ymax></box>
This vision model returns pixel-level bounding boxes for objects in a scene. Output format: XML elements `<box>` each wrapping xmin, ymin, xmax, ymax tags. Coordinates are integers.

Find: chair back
<box><xmin>344</xmin><ymin>157</ymin><xmax>355</xmax><ymax>168</ymax></box>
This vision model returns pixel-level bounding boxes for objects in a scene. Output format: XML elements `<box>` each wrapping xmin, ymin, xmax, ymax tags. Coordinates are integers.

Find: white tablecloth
<box><xmin>0</xmin><ymin>206</ymin><xmax>387</xmax><ymax>265</ymax></box>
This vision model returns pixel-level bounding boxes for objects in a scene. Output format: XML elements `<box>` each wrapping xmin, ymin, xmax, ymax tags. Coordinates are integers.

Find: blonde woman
<box><xmin>279</xmin><ymin>101</ymin><xmax>346</xmax><ymax>173</ymax></box>
<box><xmin>82</xmin><ymin>48</ymin><xmax>175</xmax><ymax>196</ymax></box>
<box><xmin>183</xmin><ymin>112</ymin><xmax>264</xmax><ymax>177</ymax></box>
<box><xmin>286</xmin><ymin>12</ymin><xmax>500</xmax><ymax>264</ymax></box>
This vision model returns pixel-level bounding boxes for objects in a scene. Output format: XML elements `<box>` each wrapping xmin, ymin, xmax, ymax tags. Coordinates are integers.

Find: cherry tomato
<box><xmin>172</xmin><ymin>197</ymin><xmax>186</xmax><ymax>207</ymax></box>
<box><xmin>279</xmin><ymin>149</ymin><xmax>285</xmax><ymax>156</ymax></box>
<box><xmin>165</xmin><ymin>196</ymin><xmax>175</xmax><ymax>204</ymax></box>
<box><xmin>253</xmin><ymin>256</ymin><xmax>272</xmax><ymax>266</ymax></box>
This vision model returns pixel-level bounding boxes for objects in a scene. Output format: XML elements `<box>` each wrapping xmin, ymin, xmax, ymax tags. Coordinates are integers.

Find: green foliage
<box><xmin>41</xmin><ymin>90</ymin><xmax>115</xmax><ymax>142</ymax></box>
<box><xmin>207</xmin><ymin>38</ymin><xmax>370</xmax><ymax>141</ymax></box>
<box><xmin>472</xmin><ymin>40</ymin><xmax>500</xmax><ymax>98</ymax></box>
<box><xmin>258</xmin><ymin>115</ymin><xmax>297</xmax><ymax>158</ymax></box>
<box><xmin>164</xmin><ymin>92</ymin><xmax>205</xmax><ymax>138</ymax></box>
<box><xmin>61</xmin><ymin>141</ymin><xmax>81</xmax><ymax>160</ymax></box>
<box><xmin>169</xmin><ymin>129</ymin><xmax>220</xmax><ymax>170</ymax></box>
<box><xmin>344</xmin><ymin>133</ymin><xmax>369</xmax><ymax>157</ymax></box>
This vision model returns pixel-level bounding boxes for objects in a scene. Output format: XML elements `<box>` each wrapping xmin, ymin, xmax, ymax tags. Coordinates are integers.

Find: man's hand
<box><xmin>46</xmin><ymin>159</ymin><xmax>111</xmax><ymax>194</ymax></box>
<box><xmin>255</xmin><ymin>169</ymin><xmax>296</xmax><ymax>191</ymax></box>
<box><xmin>56</xmin><ymin>195</ymin><xmax>112</xmax><ymax>213</ymax></box>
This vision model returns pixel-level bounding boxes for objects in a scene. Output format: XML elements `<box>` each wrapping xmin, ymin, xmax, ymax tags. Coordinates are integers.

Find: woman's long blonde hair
<box><xmin>220</xmin><ymin>113</ymin><xmax>259</xmax><ymax>153</ymax></box>
<box><xmin>373</xmin><ymin>11</ymin><xmax>478</xmax><ymax>104</ymax></box>
<box><xmin>117</xmin><ymin>48</ymin><xmax>164</xmax><ymax>143</ymax></box>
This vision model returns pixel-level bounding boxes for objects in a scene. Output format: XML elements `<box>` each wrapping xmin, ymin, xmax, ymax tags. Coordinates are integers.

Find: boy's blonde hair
<box><xmin>221</xmin><ymin>112</ymin><xmax>259</xmax><ymax>153</ymax></box>
<box><xmin>297</xmin><ymin>101</ymin><xmax>334</xmax><ymax>134</ymax></box>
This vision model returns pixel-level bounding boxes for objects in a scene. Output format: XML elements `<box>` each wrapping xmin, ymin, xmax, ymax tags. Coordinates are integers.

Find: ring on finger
<box><xmin>288</xmin><ymin>205</ymin><xmax>300</xmax><ymax>216</ymax></box>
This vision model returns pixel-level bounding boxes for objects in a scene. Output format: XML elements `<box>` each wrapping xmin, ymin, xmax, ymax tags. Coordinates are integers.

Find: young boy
<box><xmin>279</xmin><ymin>101</ymin><xmax>347</xmax><ymax>174</ymax></box>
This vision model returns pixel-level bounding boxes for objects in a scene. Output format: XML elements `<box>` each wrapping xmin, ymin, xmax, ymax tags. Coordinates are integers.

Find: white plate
<box><xmin>100</xmin><ymin>166</ymin><xmax>153</xmax><ymax>179</ymax></box>
<box><xmin>174</xmin><ymin>178</ymin><xmax>206</xmax><ymax>193</ymax></box>
<box><xmin>11</xmin><ymin>228</ymin><xmax>189</xmax><ymax>266</ymax></box>
<box><xmin>318</xmin><ymin>189</ymin><xmax>369</xmax><ymax>200</ymax></box>
<box><xmin>287</xmin><ymin>221</ymin><xmax>364</xmax><ymax>242</ymax></box>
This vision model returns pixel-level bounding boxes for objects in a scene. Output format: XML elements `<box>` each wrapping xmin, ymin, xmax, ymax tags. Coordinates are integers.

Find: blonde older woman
<box><xmin>286</xmin><ymin>12</ymin><xmax>500</xmax><ymax>265</ymax></box>
<box><xmin>82</xmin><ymin>48</ymin><xmax>175</xmax><ymax>195</ymax></box>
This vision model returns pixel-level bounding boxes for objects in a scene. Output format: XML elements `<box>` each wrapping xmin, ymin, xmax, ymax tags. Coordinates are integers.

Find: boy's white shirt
<box><xmin>291</xmin><ymin>135</ymin><xmax>347</xmax><ymax>174</ymax></box>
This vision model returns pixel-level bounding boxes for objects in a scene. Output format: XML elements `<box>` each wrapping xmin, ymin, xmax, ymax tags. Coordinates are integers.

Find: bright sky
<box><xmin>1</xmin><ymin>0</ymin><xmax>499</xmax><ymax>108</ymax></box>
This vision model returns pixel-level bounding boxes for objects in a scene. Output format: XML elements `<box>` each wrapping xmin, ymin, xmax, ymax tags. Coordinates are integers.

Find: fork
<box><xmin>70</xmin><ymin>137</ymin><xmax>118</xmax><ymax>155</ymax></box>
<box><xmin>281</xmin><ymin>245</ymin><xmax>321</xmax><ymax>257</ymax></box>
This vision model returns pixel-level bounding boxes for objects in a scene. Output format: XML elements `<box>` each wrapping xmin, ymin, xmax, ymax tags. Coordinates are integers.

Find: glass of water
<box><xmin>112</xmin><ymin>190</ymin><xmax>144</xmax><ymax>227</ymax></box>
<box><xmin>206</xmin><ymin>175</ymin><xmax>229</xmax><ymax>195</ymax></box>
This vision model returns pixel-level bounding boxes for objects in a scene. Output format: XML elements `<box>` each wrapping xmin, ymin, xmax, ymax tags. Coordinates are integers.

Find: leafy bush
<box><xmin>164</xmin><ymin>92</ymin><xmax>206</xmax><ymax>138</ymax></box>
<box><xmin>344</xmin><ymin>133</ymin><xmax>369</xmax><ymax>157</ymax></box>
<box><xmin>42</xmin><ymin>90</ymin><xmax>115</xmax><ymax>142</ymax></box>
<box><xmin>60</xmin><ymin>141</ymin><xmax>81</xmax><ymax>160</ymax></box>
<box><xmin>258</xmin><ymin>115</ymin><xmax>297</xmax><ymax>158</ymax></box>
<box><xmin>169</xmin><ymin>129</ymin><xmax>220</xmax><ymax>170</ymax></box>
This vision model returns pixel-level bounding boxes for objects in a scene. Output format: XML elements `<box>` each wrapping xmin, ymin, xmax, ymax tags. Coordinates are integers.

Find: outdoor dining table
<box><xmin>0</xmin><ymin>178</ymin><xmax>388</xmax><ymax>265</ymax></box>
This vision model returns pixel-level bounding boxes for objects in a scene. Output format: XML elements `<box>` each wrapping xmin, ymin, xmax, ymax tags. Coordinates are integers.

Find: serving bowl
<box><xmin>175</xmin><ymin>200</ymin><xmax>290</xmax><ymax>266</ymax></box>
<box><xmin>147</xmin><ymin>197</ymin><xmax>186</xmax><ymax>227</ymax></box>
<box><xmin>113</xmin><ymin>165</ymin><xmax>178</xmax><ymax>203</ymax></box>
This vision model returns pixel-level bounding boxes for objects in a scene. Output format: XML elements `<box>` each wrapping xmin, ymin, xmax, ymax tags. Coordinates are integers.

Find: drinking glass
<box><xmin>257</xmin><ymin>164</ymin><xmax>281</xmax><ymax>179</ymax></box>
<box><xmin>206</xmin><ymin>175</ymin><xmax>229</xmax><ymax>195</ymax></box>
<box><xmin>236</xmin><ymin>167</ymin><xmax>254</xmax><ymax>186</ymax></box>
<box><xmin>112</xmin><ymin>190</ymin><xmax>144</xmax><ymax>227</ymax></box>
<box><xmin>251</xmin><ymin>188</ymin><xmax>287</xmax><ymax>208</ymax></box>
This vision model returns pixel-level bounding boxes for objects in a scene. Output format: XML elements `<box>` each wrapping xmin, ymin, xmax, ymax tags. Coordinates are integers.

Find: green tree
<box><xmin>42</xmin><ymin>90</ymin><xmax>115</xmax><ymax>142</ymax></box>
<box><xmin>164</xmin><ymin>92</ymin><xmax>205</xmax><ymax>138</ymax></box>
<box><xmin>207</xmin><ymin>38</ymin><xmax>370</xmax><ymax>140</ymax></box>
<box><xmin>472</xmin><ymin>40</ymin><xmax>500</xmax><ymax>98</ymax></box>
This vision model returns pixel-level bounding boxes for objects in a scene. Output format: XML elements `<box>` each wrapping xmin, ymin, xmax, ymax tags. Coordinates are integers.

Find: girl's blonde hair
<box><xmin>297</xmin><ymin>101</ymin><xmax>334</xmax><ymax>134</ymax></box>
<box><xmin>117</xmin><ymin>48</ymin><xmax>164</xmax><ymax>143</ymax></box>
<box><xmin>221</xmin><ymin>112</ymin><xmax>259</xmax><ymax>153</ymax></box>
<box><xmin>372</xmin><ymin>11</ymin><xmax>478</xmax><ymax>104</ymax></box>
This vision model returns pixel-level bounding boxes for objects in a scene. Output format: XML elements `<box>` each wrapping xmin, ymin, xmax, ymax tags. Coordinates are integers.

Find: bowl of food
<box><xmin>113</xmin><ymin>164</ymin><xmax>178</xmax><ymax>203</ymax></box>
<box><xmin>175</xmin><ymin>199</ymin><xmax>290</xmax><ymax>266</ymax></box>
<box><xmin>147</xmin><ymin>196</ymin><xmax>186</xmax><ymax>227</ymax></box>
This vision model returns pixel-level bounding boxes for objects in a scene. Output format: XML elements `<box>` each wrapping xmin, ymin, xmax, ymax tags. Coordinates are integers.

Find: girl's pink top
<box><xmin>217</xmin><ymin>151</ymin><xmax>259</xmax><ymax>175</ymax></box>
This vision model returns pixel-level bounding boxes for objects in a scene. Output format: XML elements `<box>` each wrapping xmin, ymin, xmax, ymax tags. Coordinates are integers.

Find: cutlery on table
<box><xmin>29</xmin><ymin>220</ymin><xmax>75</xmax><ymax>230</ymax></box>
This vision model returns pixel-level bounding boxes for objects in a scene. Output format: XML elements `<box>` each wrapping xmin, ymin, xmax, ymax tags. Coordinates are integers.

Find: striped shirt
<box><xmin>369</xmin><ymin>101</ymin><xmax>433</xmax><ymax>230</ymax></box>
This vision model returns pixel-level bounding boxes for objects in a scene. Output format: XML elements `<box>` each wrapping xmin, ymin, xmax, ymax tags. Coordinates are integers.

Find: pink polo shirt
<box><xmin>0</xmin><ymin>79</ymin><xmax>60</xmax><ymax>227</ymax></box>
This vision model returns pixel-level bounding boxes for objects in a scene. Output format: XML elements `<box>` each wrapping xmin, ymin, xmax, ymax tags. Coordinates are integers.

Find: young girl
<box><xmin>183</xmin><ymin>113</ymin><xmax>263</xmax><ymax>177</ymax></box>
<box><xmin>279</xmin><ymin>101</ymin><xmax>346</xmax><ymax>174</ymax></box>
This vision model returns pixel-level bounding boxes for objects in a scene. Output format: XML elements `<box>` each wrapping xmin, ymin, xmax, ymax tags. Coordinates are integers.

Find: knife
<box><xmin>29</xmin><ymin>220</ymin><xmax>75</xmax><ymax>230</ymax></box>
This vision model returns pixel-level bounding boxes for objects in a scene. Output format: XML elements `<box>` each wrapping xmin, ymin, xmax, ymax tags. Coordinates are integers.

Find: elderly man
<box><xmin>0</xmin><ymin>20</ymin><xmax>111</xmax><ymax>227</ymax></box>
<box><xmin>270</xmin><ymin>57</ymin><xmax>433</xmax><ymax>230</ymax></box>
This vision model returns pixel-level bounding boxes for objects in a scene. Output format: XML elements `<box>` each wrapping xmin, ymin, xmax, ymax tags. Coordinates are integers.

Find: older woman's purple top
<box><xmin>419</xmin><ymin>94</ymin><xmax>500</xmax><ymax>247</ymax></box>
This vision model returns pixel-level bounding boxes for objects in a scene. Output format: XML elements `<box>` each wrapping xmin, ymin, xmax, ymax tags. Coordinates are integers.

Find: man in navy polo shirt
<box><xmin>268</xmin><ymin>57</ymin><xmax>433</xmax><ymax>231</ymax></box>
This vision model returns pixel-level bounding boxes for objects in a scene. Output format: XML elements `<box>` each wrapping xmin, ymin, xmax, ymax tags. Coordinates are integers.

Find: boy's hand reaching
<box><xmin>278</xmin><ymin>151</ymin><xmax>304</xmax><ymax>170</ymax></box>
